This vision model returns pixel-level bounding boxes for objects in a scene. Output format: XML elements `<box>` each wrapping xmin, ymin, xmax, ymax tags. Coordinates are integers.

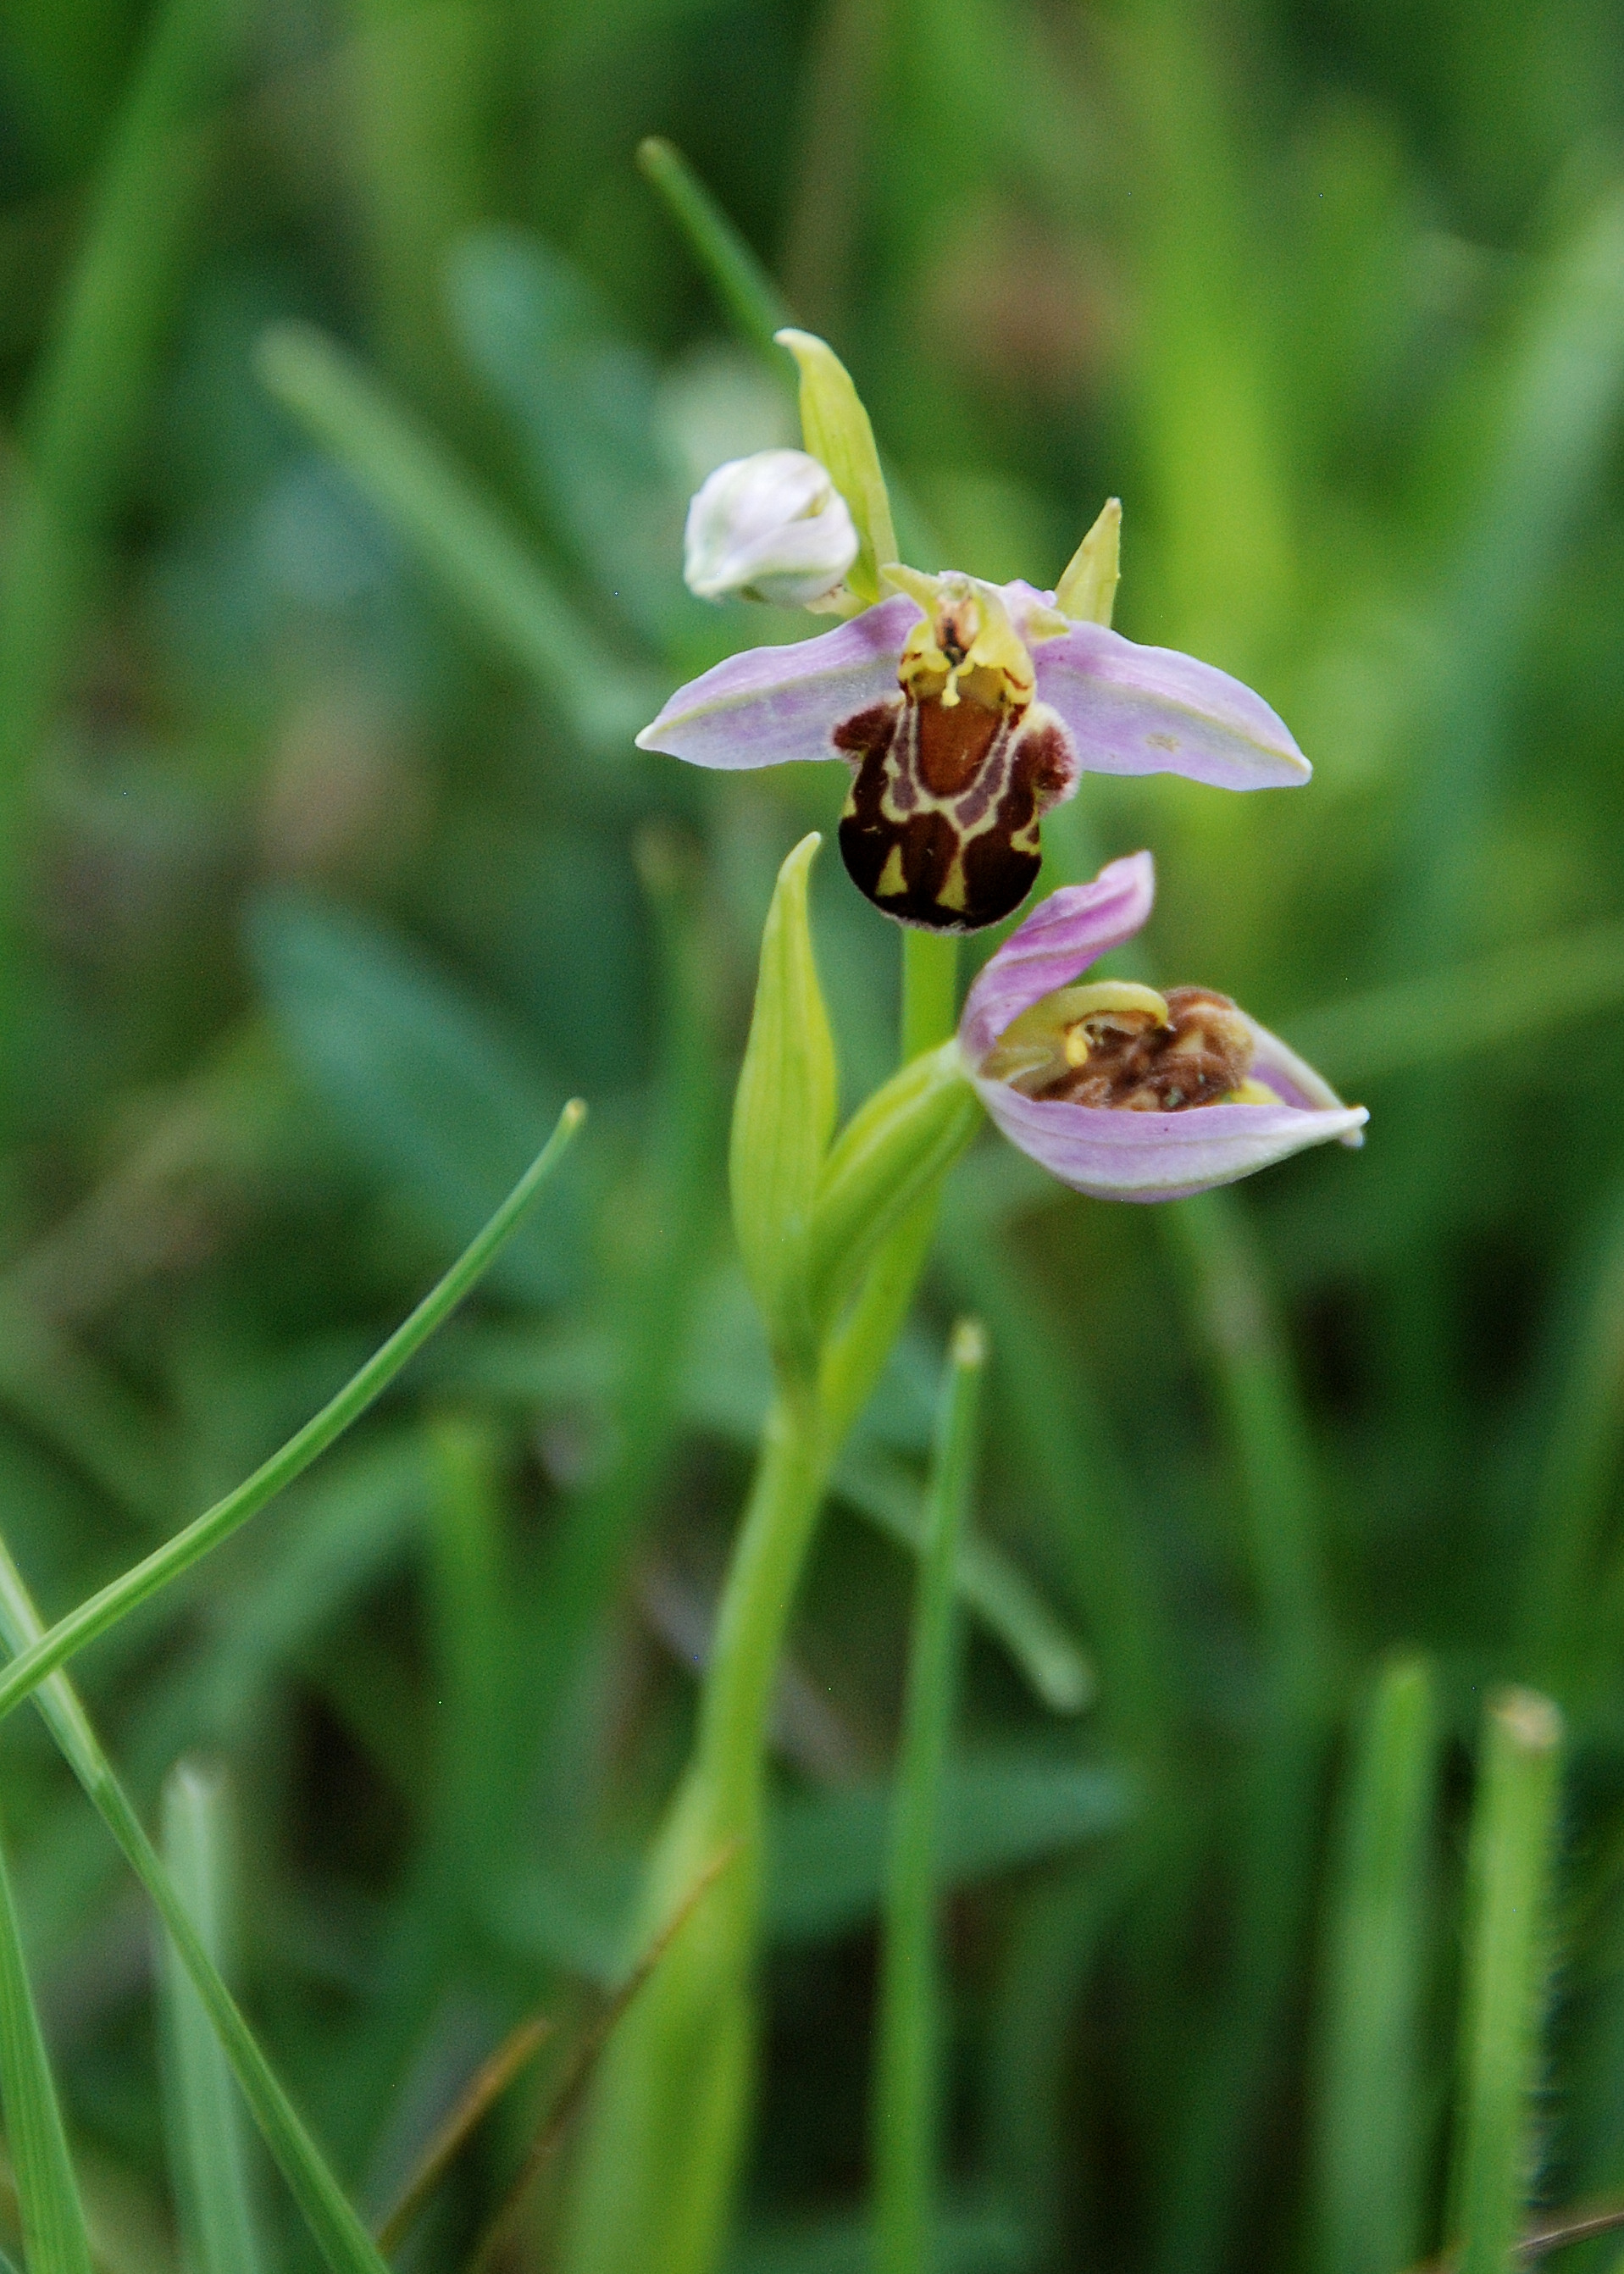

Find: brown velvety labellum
<box><xmin>834</xmin><ymin>695</ymin><xmax>1073</xmax><ymax>932</ymax></box>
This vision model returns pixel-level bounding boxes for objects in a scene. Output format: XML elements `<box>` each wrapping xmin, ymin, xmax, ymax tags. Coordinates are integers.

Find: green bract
<box><xmin>775</xmin><ymin>328</ymin><xmax>896</xmax><ymax>607</ymax></box>
<box><xmin>806</xmin><ymin>1042</ymin><xmax>981</xmax><ymax>1337</ymax></box>
<box><xmin>728</xmin><ymin>832</ymin><xmax>839</xmax><ymax>1362</ymax></box>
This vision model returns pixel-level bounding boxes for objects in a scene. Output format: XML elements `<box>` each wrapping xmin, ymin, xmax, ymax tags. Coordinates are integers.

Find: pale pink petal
<box><xmin>973</xmin><ymin>1080</ymin><xmax>1368</xmax><ymax>1203</ymax></box>
<box><xmin>958</xmin><ymin>852</ymin><xmax>1156</xmax><ymax>1068</ymax></box>
<box><xmin>1245</xmin><ymin>1018</ymin><xmax>1364</xmax><ymax>1136</ymax></box>
<box><xmin>1032</xmin><ymin>623</ymin><xmax>1311</xmax><ymax>790</ymax></box>
<box><xmin>635</xmin><ymin>592</ymin><xmax>921</xmax><ymax>768</ymax></box>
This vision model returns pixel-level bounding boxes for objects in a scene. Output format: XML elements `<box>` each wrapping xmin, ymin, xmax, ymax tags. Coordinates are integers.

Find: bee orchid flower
<box><xmin>640</xmin><ymin>552</ymin><xmax>1309</xmax><ymax>933</ymax></box>
<box><xmin>958</xmin><ymin>851</ymin><xmax>1366</xmax><ymax>1201</ymax></box>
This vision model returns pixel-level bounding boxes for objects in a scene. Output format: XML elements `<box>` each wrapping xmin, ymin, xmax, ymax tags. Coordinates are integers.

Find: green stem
<box><xmin>559</xmin><ymin>1383</ymin><xmax>830</xmax><ymax>2274</ymax></box>
<box><xmin>0</xmin><ymin>1102</ymin><xmax>583</xmax><ymax>1726</ymax></box>
<box><xmin>874</xmin><ymin>1321</ymin><xmax>986</xmax><ymax>2274</ymax></box>
<box><xmin>902</xmin><ymin>929</ymin><xmax>960</xmax><ymax>1062</ymax></box>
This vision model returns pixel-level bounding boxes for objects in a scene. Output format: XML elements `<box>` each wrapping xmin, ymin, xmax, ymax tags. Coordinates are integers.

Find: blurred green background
<box><xmin>1</xmin><ymin>0</ymin><xmax>1623</xmax><ymax>2267</ymax></box>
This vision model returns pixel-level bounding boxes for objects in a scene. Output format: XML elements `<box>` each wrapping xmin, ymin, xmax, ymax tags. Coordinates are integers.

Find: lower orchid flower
<box><xmin>956</xmin><ymin>851</ymin><xmax>1366</xmax><ymax>1200</ymax></box>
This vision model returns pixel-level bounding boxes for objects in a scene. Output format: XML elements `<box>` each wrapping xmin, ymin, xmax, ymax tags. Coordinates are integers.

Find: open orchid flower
<box><xmin>958</xmin><ymin>851</ymin><xmax>1366</xmax><ymax>1201</ymax></box>
<box><xmin>639</xmin><ymin>557</ymin><xmax>1310</xmax><ymax>934</ymax></box>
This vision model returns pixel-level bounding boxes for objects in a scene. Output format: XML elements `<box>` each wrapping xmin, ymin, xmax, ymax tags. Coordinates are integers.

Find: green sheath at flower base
<box><xmin>775</xmin><ymin>328</ymin><xmax>896</xmax><ymax>607</ymax></box>
<box><xmin>729</xmin><ymin>832</ymin><xmax>838</xmax><ymax>1362</ymax></box>
<box><xmin>806</xmin><ymin>1041</ymin><xmax>982</xmax><ymax>1337</ymax></box>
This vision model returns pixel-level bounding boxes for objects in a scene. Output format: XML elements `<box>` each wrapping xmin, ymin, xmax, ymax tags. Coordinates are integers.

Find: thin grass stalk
<box><xmin>1311</xmin><ymin>1658</ymin><xmax>1438</xmax><ymax>2274</ymax></box>
<box><xmin>635</xmin><ymin>139</ymin><xmax>794</xmax><ymax>358</ymax></box>
<box><xmin>0</xmin><ymin>1817</ymin><xmax>93</xmax><ymax>2274</ymax></box>
<box><xmin>0</xmin><ymin>1539</ymin><xmax>393</xmax><ymax>2274</ymax></box>
<box><xmin>0</xmin><ymin>1102</ymin><xmax>583</xmax><ymax>1727</ymax></box>
<box><xmin>873</xmin><ymin>1319</ymin><xmax>986</xmax><ymax>2274</ymax></box>
<box><xmin>159</xmin><ymin>1761</ymin><xmax>268</xmax><ymax>2274</ymax></box>
<box><xmin>1449</xmin><ymin>1689</ymin><xmax>1564</xmax><ymax>2274</ymax></box>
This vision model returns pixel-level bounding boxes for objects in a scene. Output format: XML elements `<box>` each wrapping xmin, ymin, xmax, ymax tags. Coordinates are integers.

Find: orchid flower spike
<box><xmin>639</xmin><ymin>334</ymin><xmax>1311</xmax><ymax>935</ymax></box>
<box><xmin>958</xmin><ymin>852</ymin><xmax>1366</xmax><ymax>1201</ymax></box>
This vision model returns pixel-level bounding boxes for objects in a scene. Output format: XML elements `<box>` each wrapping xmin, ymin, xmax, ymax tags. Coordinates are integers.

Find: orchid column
<box><xmin>559</xmin><ymin>330</ymin><xmax>1360</xmax><ymax>2274</ymax></box>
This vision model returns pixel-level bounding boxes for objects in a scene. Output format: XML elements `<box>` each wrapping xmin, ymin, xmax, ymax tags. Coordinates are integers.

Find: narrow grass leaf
<box><xmin>255</xmin><ymin>322</ymin><xmax>655</xmax><ymax>746</ymax></box>
<box><xmin>0</xmin><ymin>1539</ymin><xmax>392</xmax><ymax>2274</ymax></box>
<box><xmin>374</xmin><ymin>2012</ymin><xmax>552</xmax><ymax>2254</ymax></box>
<box><xmin>159</xmin><ymin>1762</ymin><xmax>267</xmax><ymax>2274</ymax></box>
<box><xmin>1449</xmin><ymin>1689</ymin><xmax>1564</xmax><ymax>2274</ymax></box>
<box><xmin>0</xmin><ymin>1817</ymin><xmax>93</xmax><ymax>2274</ymax></box>
<box><xmin>635</xmin><ymin>138</ymin><xmax>794</xmax><ymax>360</ymax></box>
<box><xmin>1311</xmin><ymin>1657</ymin><xmax>1438</xmax><ymax>2274</ymax></box>
<box><xmin>0</xmin><ymin>1102</ymin><xmax>584</xmax><ymax>1726</ymax></box>
<box><xmin>873</xmin><ymin>1319</ymin><xmax>986</xmax><ymax>2274</ymax></box>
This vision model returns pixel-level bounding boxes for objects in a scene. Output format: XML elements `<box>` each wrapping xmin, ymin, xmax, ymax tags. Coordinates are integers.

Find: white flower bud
<box><xmin>682</xmin><ymin>449</ymin><xmax>859</xmax><ymax>608</ymax></box>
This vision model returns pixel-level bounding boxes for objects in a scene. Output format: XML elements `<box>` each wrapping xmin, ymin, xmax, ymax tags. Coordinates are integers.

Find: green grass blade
<box><xmin>159</xmin><ymin>1762</ymin><xmax>268</xmax><ymax>2274</ymax></box>
<box><xmin>873</xmin><ymin>1320</ymin><xmax>986</xmax><ymax>2274</ymax></box>
<box><xmin>0</xmin><ymin>0</ymin><xmax>236</xmax><ymax>986</ymax></box>
<box><xmin>1519</xmin><ymin>1186</ymin><xmax>1624</xmax><ymax>1675</ymax></box>
<box><xmin>0</xmin><ymin>1100</ymin><xmax>584</xmax><ymax>1728</ymax></box>
<box><xmin>0</xmin><ymin>1817</ymin><xmax>93</xmax><ymax>2274</ymax></box>
<box><xmin>255</xmin><ymin>323</ymin><xmax>656</xmax><ymax>746</ymax></box>
<box><xmin>1449</xmin><ymin>1689</ymin><xmax>1564</xmax><ymax>2274</ymax></box>
<box><xmin>0</xmin><ymin>1539</ymin><xmax>391</xmax><ymax>2274</ymax></box>
<box><xmin>1311</xmin><ymin>1657</ymin><xmax>1438</xmax><ymax>2274</ymax></box>
<box><xmin>635</xmin><ymin>138</ymin><xmax>793</xmax><ymax>359</ymax></box>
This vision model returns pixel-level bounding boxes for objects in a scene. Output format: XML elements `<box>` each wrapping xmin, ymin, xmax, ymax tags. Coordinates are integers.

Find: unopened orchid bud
<box><xmin>683</xmin><ymin>449</ymin><xmax>860</xmax><ymax>607</ymax></box>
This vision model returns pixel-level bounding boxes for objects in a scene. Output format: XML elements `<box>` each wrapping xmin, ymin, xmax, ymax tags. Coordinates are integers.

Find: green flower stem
<box><xmin>0</xmin><ymin>1101</ymin><xmax>584</xmax><ymax>1728</ymax></box>
<box><xmin>902</xmin><ymin>928</ymin><xmax>961</xmax><ymax>1062</ymax></box>
<box><xmin>563</xmin><ymin>926</ymin><xmax>966</xmax><ymax>2274</ymax></box>
<box><xmin>560</xmin><ymin>1380</ymin><xmax>830</xmax><ymax>2274</ymax></box>
<box><xmin>1449</xmin><ymin>1689</ymin><xmax>1564</xmax><ymax>2274</ymax></box>
<box><xmin>874</xmin><ymin>1320</ymin><xmax>987</xmax><ymax>2274</ymax></box>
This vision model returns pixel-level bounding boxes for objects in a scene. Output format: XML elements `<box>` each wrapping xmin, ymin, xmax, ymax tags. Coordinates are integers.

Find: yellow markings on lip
<box><xmin>884</xmin><ymin>566</ymin><xmax>1036</xmax><ymax>714</ymax></box>
<box><xmin>1227</xmin><ymin>1077</ymin><xmax>1284</xmax><ymax>1105</ymax></box>
<box><xmin>875</xmin><ymin>843</ymin><xmax>906</xmax><ymax>897</ymax></box>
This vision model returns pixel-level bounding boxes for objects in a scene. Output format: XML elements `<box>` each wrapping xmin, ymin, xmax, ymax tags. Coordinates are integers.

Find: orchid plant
<box><xmin>560</xmin><ymin>327</ymin><xmax>1364</xmax><ymax>2274</ymax></box>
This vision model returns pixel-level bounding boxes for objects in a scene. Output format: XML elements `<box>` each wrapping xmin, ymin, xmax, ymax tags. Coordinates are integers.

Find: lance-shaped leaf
<box><xmin>776</xmin><ymin>329</ymin><xmax>897</xmax><ymax>606</ymax></box>
<box><xmin>729</xmin><ymin>833</ymin><xmax>839</xmax><ymax>1362</ymax></box>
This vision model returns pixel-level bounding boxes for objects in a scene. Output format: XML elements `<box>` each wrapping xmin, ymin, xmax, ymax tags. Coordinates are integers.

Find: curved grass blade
<box><xmin>873</xmin><ymin>1321</ymin><xmax>986</xmax><ymax>2274</ymax></box>
<box><xmin>0</xmin><ymin>1818</ymin><xmax>93</xmax><ymax>2274</ymax></box>
<box><xmin>159</xmin><ymin>1762</ymin><xmax>267</xmax><ymax>2274</ymax></box>
<box><xmin>256</xmin><ymin>323</ymin><xmax>655</xmax><ymax>747</ymax></box>
<box><xmin>0</xmin><ymin>1101</ymin><xmax>585</xmax><ymax>1728</ymax></box>
<box><xmin>0</xmin><ymin>1539</ymin><xmax>391</xmax><ymax>2274</ymax></box>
